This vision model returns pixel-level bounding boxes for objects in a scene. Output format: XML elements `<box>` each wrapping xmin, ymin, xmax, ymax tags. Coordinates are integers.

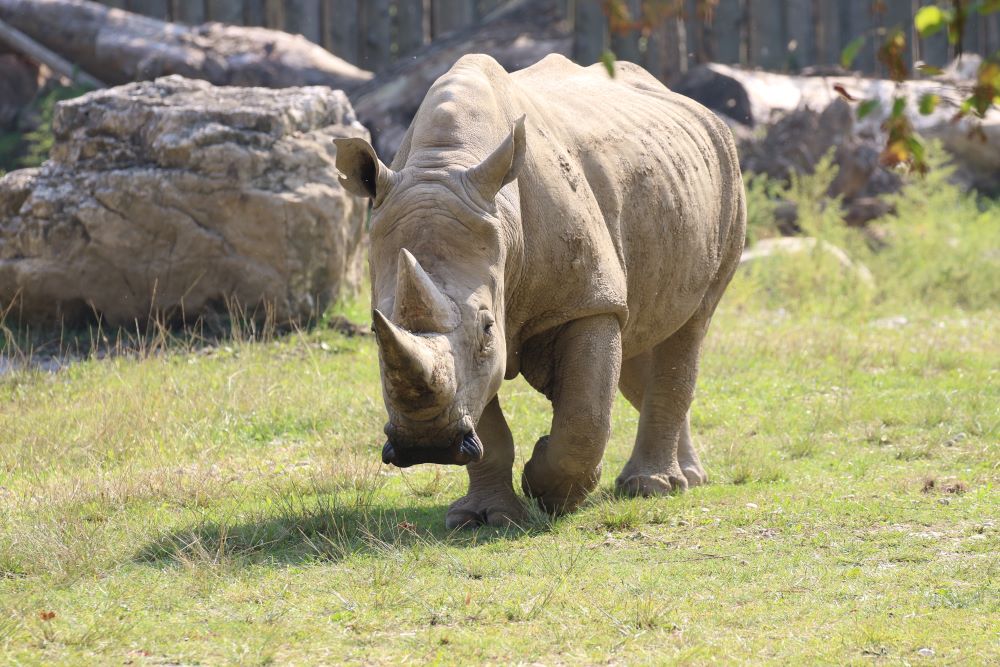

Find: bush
<box><xmin>0</xmin><ymin>82</ymin><xmax>91</xmax><ymax>171</ymax></box>
<box><xmin>734</xmin><ymin>151</ymin><xmax>875</xmax><ymax>317</ymax></box>
<box><xmin>734</xmin><ymin>144</ymin><xmax>1000</xmax><ymax>316</ymax></box>
<box><xmin>870</xmin><ymin>147</ymin><xmax>1000</xmax><ymax>311</ymax></box>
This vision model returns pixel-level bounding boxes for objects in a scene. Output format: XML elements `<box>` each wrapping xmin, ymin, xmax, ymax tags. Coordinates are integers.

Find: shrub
<box><xmin>735</xmin><ymin>144</ymin><xmax>1000</xmax><ymax>316</ymax></box>
<box><xmin>0</xmin><ymin>82</ymin><xmax>91</xmax><ymax>171</ymax></box>
<box><xmin>869</xmin><ymin>145</ymin><xmax>1000</xmax><ymax>311</ymax></box>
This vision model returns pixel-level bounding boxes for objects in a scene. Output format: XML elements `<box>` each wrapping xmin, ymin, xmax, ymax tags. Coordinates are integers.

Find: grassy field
<box><xmin>1</xmin><ymin>166</ymin><xmax>998</xmax><ymax>664</ymax></box>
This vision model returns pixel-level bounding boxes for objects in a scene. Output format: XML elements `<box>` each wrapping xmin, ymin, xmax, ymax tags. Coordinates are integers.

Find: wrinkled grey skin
<box><xmin>335</xmin><ymin>54</ymin><xmax>746</xmax><ymax>528</ymax></box>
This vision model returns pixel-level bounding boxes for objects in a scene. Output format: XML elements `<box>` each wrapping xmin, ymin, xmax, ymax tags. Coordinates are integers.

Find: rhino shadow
<box><xmin>134</xmin><ymin>496</ymin><xmax>554</xmax><ymax>567</ymax></box>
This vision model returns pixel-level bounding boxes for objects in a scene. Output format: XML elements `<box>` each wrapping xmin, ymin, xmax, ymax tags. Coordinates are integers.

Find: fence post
<box><xmin>713</xmin><ymin>0</ymin><xmax>741</xmax><ymax>63</ymax></box>
<box><xmin>785</xmin><ymin>0</ymin><xmax>812</xmax><ymax>71</ymax></box>
<box><xmin>361</xmin><ymin>0</ymin><xmax>392</xmax><ymax>72</ymax></box>
<box><xmin>170</xmin><ymin>0</ymin><xmax>206</xmax><ymax>24</ymax></box>
<box><xmin>397</xmin><ymin>0</ymin><xmax>427</xmax><ymax>59</ymax></box>
<box><xmin>432</xmin><ymin>0</ymin><xmax>475</xmax><ymax>38</ymax></box>
<box><xmin>572</xmin><ymin>0</ymin><xmax>605</xmax><ymax>66</ymax></box>
<box><xmin>264</xmin><ymin>0</ymin><xmax>285</xmax><ymax>30</ymax></box>
<box><xmin>129</xmin><ymin>0</ymin><xmax>170</xmax><ymax>20</ymax></box>
<box><xmin>324</xmin><ymin>0</ymin><xmax>359</xmax><ymax>64</ymax></box>
<box><xmin>206</xmin><ymin>0</ymin><xmax>244</xmax><ymax>24</ymax></box>
<box><xmin>242</xmin><ymin>0</ymin><xmax>265</xmax><ymax>25</ymax></box>
<box><xmin>750</xmin><ymin>0</ymin><xmax>786</xmax><ymax>69</ymax></box>
<box><xmin>609</xmin><ymin>0</ymin><xmax>641</xmax><ymax>64</ymax></box>
<box><xmin>840</xmin><ymin>0</ymin><xmax>875</xmax><ymax>73</ymax></box>
<box><xmin>285</xmin><ymin>0</ymin><xmax>321</xmax><ymax>42</ymax></box>
<box><xmin>474</xmin><ymin>0</ymin><xmax>503</xmax><ymax>18</ymax></box>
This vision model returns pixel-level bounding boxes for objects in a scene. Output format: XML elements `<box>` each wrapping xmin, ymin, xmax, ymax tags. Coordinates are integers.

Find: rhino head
<box><xmin>333</xmin><ymin>117</ymin><xmax>526</xmax><ymax>468</ymax></box>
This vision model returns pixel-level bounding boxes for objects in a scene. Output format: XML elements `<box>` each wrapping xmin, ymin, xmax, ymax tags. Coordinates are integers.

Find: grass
<box><xmin>1</xmin><ymin>163</ymin><xmax>998</xmax><ymax>664</ymax></box>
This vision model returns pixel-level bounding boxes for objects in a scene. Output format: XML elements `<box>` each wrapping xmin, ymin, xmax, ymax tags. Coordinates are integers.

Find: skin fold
<box><xmin>335</xmin><ymin>53</ymin><xmax>747</xmax><ymax>529</ymax></box>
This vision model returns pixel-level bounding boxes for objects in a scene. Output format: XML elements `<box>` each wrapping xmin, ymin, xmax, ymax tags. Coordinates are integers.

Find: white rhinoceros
<box><xmin>335</xmin><ymin>53</ymin><xmax>746</xmax><ymax>528</ymax></box>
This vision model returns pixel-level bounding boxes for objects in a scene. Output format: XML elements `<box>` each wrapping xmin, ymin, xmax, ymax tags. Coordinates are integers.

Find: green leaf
<box><xmin>841</xmin><ymin>36</ymin><xmax>866</xmax><ymax>69</ymax></box>
<box><xmin>916</xmin><ymin>63</ymin><xmax>944</xmax><ymax>76</ymax></box>
<box><xmin>919</xmin><ymin>93</ymin><xmax>941</xmax><ymax>115</ymax></box>
<box><xmin>601</xmin><ymin>50</ymin><xmax>617</xmax><ymax>78</ymax></box>
<box><xmin>857</xmin><ymin>99</ymin><xmax>881</xmax><ymax>119</ymax></box>
<box><xmin>891</xmin><ymin>97</ymin><xmax>907</xmax><ymax>118</ymax></box>
<box><xmin>914</xmin><ymin>6</ymin><xmax>950</xmax><ymax>37</ymax></box>
<box><xmin>906</xmin><ymin>136</ymin><xmax>928</xmax><ymax>173</ymax></box>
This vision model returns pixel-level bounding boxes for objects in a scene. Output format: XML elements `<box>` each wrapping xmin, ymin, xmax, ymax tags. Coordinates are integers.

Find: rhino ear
<box><xmin>466</xmin><ymin>115</ymin><xmax>526</xmax><ymax>202</ymax></box>
<box><xmin>333</xmin><ymin>137</ymin><xmax>397</xmax><ymax>204</ymax></box>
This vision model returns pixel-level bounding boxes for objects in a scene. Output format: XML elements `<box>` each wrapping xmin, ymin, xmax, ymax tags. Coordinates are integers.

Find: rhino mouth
<box><xmin>381</xmin><ymin>430</ymin><xmax>484</xmax><ymax>468</ymax></box>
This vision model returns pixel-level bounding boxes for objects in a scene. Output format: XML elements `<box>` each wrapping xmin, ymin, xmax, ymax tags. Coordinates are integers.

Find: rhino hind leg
<box><xmin>446</xmin><ymin>396</ymin><xmax>526</xmax><ymax>529</ymax></box>
<box><xmin>616</xmin><ymin>316</ymin><xmax>710</xmax><ymax>496</ymax></box>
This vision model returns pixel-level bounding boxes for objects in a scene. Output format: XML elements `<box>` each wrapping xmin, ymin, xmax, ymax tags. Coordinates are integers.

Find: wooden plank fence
<box><xmin>96</xmin><ymin>0</ymin><xmax>1000</xmax><ymax>78</ymax></box>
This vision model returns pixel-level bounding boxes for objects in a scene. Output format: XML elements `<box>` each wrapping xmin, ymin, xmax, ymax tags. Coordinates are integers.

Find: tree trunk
<box><xmin>0</xmin><ymin>0</ymin><xmax>371</xmax><ymax>90</ymax></box>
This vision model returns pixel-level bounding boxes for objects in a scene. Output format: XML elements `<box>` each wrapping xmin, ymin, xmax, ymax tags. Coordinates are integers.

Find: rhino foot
<box><xmin>445</xmin><ymin>489</ymin><xmax>526</xmax><ymax>530</ymax></box>
<box><xmin>680</xmin><ymin>462</ymin><xmax>708</xmax><ymax>488</ymax></box>
<box><xmin>521</xmin><ymin>436</ymin><xmax>601</xmax><ymax>515</ymax></box>
<box><xmin>615</xmin><ymin>471</ymin><xmax>688</xmax><ymax>497</ymax></box>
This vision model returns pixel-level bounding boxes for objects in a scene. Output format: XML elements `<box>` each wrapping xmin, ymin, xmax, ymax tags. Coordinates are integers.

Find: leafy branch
<box><xmin>839</xmin><ymin>0</ymin><xmax>999</xmax><ymax>173</ymax></box>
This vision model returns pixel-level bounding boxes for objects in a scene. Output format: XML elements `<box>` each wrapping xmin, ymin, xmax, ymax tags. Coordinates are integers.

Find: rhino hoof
<box><xmin>681</xmin><ymin>464</ymin><xmax>708</xmax><ymax>487</ymax></box>
<box><xmin>445</xmin><ymin>493</ymin><xmax>526</xmax><ymax>530</ymax></box>
<box><xmin>615</xmin><ymin>472</ymin><xmax>688</xmax><ymax>497</ymax></box>
<box><xmin>522</xmin><ymin>439</ymin><xmax>600</xmax><ymax>515</ymax></box>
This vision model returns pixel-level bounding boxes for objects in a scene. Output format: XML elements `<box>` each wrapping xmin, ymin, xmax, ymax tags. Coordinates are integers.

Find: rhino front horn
<box><xmin>372</xmin><ymin>309</ymin><xmax>435</xmax><ymax>385</ymax></box>
<box><xmin>392</xmin><ymin>249</ymin><xmax>459</xmax><ymax>333</ymax></box>
<box><xmin>371</xmin><ymin>309</ymin><xmax>455</xmax><ymax>409</ymax></box>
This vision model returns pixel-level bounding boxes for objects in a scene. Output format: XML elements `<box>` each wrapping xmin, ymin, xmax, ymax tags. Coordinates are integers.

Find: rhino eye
<box><xmin>483</xmin><ymin>321</ymin><xmax>493</xmax><ymax>335</ymax></box>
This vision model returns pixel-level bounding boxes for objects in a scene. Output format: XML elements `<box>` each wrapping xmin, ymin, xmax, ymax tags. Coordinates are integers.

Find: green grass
<box><xmin>1</xmin><ymin>165</ymin><xmax>999</xmax><ymax>664</ymax></box>
<box><xmin>2</xmin><ymin>305</ymin><xmax>997</xmax><ymax>664</ymax></box>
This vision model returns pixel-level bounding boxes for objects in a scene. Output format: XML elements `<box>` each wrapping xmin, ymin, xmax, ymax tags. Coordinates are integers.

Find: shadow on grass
<box><xmin>1</xmin><ymin>294</ymin><xmax>369</xmax><ymax>372</ymax></box>
<box><xmin>135</xmin><ymin>492</ymin><xmax>555</xmax><ymax>568</ymax></box>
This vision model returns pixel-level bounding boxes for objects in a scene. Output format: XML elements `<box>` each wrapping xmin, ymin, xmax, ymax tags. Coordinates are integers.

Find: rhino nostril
<box><xmin>381</xmin><ymin>441</ymin><xmax>396</xmax><ymax>464</ymax></box>
<box><xmin>458</xmin><ymin>431</ymin><xmax>484</xmax><ymax>463</ymax></box>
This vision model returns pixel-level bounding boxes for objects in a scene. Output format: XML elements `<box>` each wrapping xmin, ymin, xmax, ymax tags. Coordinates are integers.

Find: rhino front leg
<box><xmin>446</xmin><ymin>396</ymin><xmax>526</xmax><ymax>529</ymax></box>
<box><xmin>522</xmin><ymin>314</ymin><xmax>622</xmax><ymax>514</ymax></box>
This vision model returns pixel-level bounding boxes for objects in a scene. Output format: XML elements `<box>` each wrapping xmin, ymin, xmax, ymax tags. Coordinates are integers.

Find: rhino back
<box><xmin>508</xmin><ymin>55</ymin><xmax>744</xmax><ymax>357</ymax></box>
<box><xmin>390</xmin><ymin>54</ymin><xmax>744</xmax><ymax>363</ymax></box>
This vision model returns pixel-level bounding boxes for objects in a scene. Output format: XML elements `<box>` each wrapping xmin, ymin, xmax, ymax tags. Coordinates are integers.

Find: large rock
<box><xmin>0</xmin><ymin>75</ymin><xmax>369</xmax><ymax>327</ymax></box>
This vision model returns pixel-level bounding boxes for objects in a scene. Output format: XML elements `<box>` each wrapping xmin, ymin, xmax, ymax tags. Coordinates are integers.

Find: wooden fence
<box><xmin>95</xmin><ymin>0</ymin><xmax>1000</xmax><ymax>78</ymax></box>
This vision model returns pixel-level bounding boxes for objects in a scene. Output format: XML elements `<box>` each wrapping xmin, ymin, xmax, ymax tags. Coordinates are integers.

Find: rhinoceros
<box><xmin>334</xmin><ymin>53</ymin><xmax>746</xmax><ymax>528</ymax></box>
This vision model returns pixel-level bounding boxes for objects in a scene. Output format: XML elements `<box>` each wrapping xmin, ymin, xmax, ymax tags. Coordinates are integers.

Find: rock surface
<box><xmin>676</xmin><ymin>61</ymin><xmax>1000</xmax><ymax>196</ymax></box>
<box><xmin>0</xmin><ymin>75</ymin><xmax>369</xmax><ymax>327</ymax></box>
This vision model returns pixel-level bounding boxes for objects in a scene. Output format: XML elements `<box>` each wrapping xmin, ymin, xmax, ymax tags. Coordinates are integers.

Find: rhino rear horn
<box><xmin>333</xmin><ymin>137</ymin><xmax>397</xmax><ymax>205</ymax></box>
<box><xmin>466</xmin><ymin>115</ymin><xmax>526</xmax><ymax>202</ymax></box>
<box><xmin>392</xmin><ymin>249</ymin><xmax>459</xmax><ymax>333</ymax></box>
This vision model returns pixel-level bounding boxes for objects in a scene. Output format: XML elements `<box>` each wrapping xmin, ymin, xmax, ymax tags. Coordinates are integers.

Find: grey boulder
<box><xmin>0</xmin><ymin>75</ymin><xmax>369</xmax><ymax>327</ymax></box>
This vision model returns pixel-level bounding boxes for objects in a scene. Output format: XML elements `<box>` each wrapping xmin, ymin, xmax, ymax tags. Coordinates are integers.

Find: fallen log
<box><xmin>352</xmin><ymin>0</ymin><xmax>571</xmax><ymax>160</ymax></box>
<box><xmin>0</xmin><ymin>17</ymin><xmax>104</xmax><ymax>88</ymax></box>
<box><xmin>675</xmin><ymin>61</ymin><xmax>1000</xmax><ymax>194</ymax></box>
<box><xmin>0</xmin><ymin>0</ymin><xmax>372</xmax><ymax>91</ymax></box>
